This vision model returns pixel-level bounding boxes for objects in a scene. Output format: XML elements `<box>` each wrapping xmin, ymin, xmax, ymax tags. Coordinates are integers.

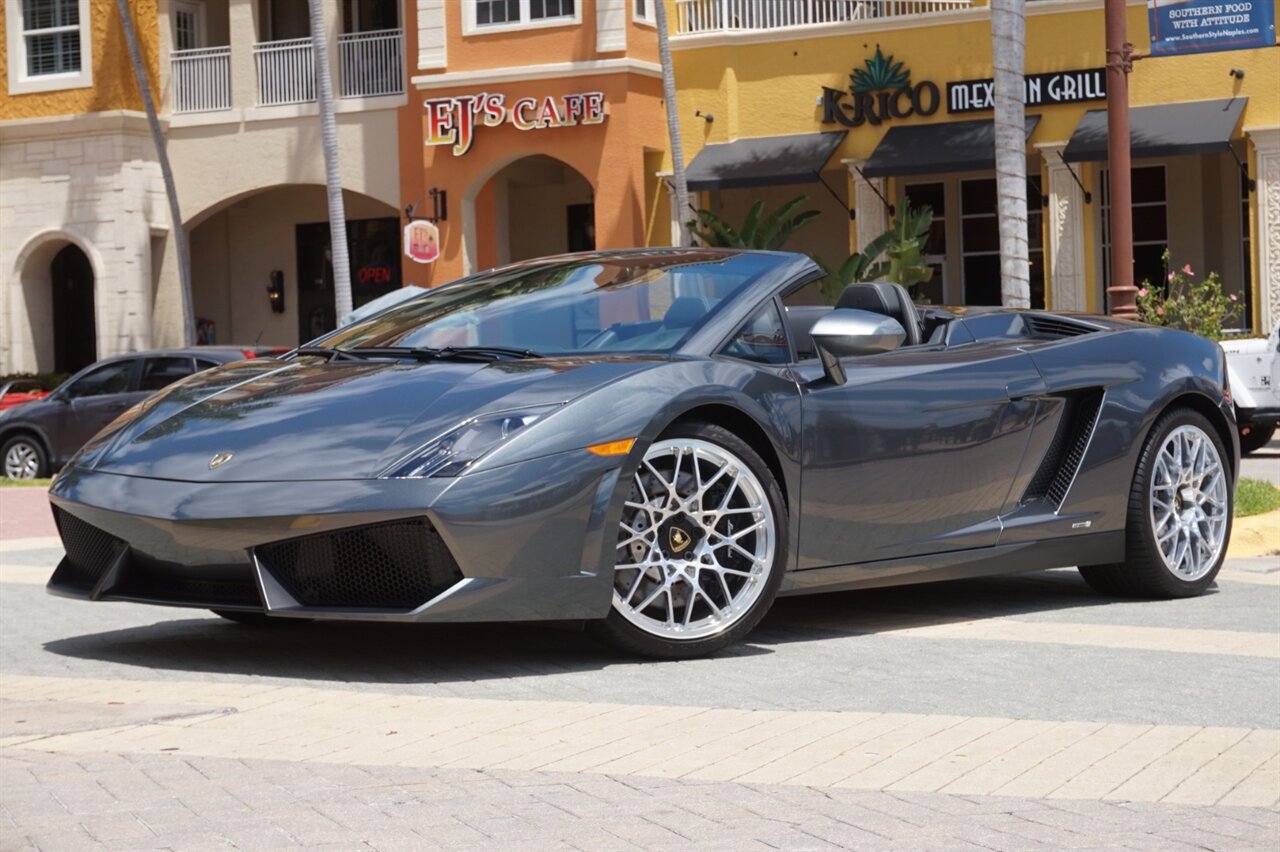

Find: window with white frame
<box><xmin>468</xmin><ymin>0</ymin><xmax>578</xmax><ymax>33</ymax></box>
<box><xmin>6</xmin><ymin>0</ymin><xmax>92</xmax><ymax>94</ymax></box>
<box><xmin>634</xmin><ymin>0</ymin><xmax>655</xmax><ymax>25</ymax></box>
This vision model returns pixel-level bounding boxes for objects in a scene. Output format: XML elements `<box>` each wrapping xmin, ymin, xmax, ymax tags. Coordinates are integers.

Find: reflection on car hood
<box><xmin>82</xmin><ymin>354</ymin><xmax>667</xmax><ymax>482</ymax></box>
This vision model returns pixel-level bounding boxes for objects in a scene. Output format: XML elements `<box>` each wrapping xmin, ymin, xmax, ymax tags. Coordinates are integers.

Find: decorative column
<box><xmin>844</xmin><ymin>158</ymin><xmax>889</xmax><ymax>252</ymax></box>
<box><xmin>1038</xmin><ymin>143</ymin><xmax>1088</xmax><ymax>312</ymax></box>
<box><xmin>1247</xmin><ymin>127</ymin><xmax>1280</xmax><ymax>332</ymax></box>
<box><xmin>228</xmin><ymin>0</ymin><xmax>256</xmax><ymax>109</ymax></box>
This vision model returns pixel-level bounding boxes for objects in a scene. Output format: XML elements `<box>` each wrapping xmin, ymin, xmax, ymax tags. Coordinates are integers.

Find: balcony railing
<box><xmin>254</xmin><ymin>37</ymin><xmax>315</xmax><ymax>106</ymax></box>
<box><xmin>171</xmin><ymin>46</ymin><xmax>231</xmax><ymax>113</ymax></box>
<box><xmin>338</xmin><ymin>28</ymin><xmax>404</xmax><ymax>98</ymax></box>
<box><xmin>673</xmin><ymin>0</ymin><xmax>973</xmax><ymax>34</ymax></box>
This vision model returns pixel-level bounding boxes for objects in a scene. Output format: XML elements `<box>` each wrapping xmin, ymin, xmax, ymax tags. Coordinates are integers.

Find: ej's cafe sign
<box><xmin>425</xmin><ymin>91</ymin><xmax>607</xmax><ymax>156</ymax></box>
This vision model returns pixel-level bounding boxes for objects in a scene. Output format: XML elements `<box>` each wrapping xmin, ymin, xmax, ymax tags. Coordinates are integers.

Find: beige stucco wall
<box><xmin>189</xmin><ymin>185</ymin><xmax>397</xmax><ymax>347</ymax></box>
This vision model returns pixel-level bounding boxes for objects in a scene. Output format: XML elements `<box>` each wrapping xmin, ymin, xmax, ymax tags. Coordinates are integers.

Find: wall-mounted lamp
<box><xmin>695</xmin><ymin>110</ymin><xmax>715</xmax><ymax>123</ymax></box>
<box><xmin>267</xmin><ymin>270</ymin><xmax>285</xmax><ymax>314</ymax></box>
<box><xmin>1229</xmin><ymin>68</ymin><xmax>1245</xmax><ymax>79</ymax></box>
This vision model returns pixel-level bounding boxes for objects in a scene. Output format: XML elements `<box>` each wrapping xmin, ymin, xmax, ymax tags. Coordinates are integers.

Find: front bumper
<box><xmin>47</xmin><ymin>449</ymin><xmax>625</xmax><ymax>623</ymax></box>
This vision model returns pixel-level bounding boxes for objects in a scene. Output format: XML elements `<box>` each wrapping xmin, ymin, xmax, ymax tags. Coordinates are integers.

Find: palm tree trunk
<box><xmin>992</xmin><ymin>0</ymin><xmax>1030</xmax><ymax>308</ymax></box>
<box><xmin>115</xmin><ymin>0</ymin><xmax>193</xmax><ymax>345</ymax></box>
<box><xmin>654</xmin><ymin>0</ymin><xmax>689</xmax><ymax>247</ymax></box>
<box><xmin>307</xmin><ymin>0</ymin><xmax>352</xmax><ymax>322</ymax></box>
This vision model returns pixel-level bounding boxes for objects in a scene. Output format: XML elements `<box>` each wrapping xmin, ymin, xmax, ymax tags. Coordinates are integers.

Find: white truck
<box><xmin>1223</xmin><ymin>321</ymin><xmax>1280</xmax><ymax>455</ymax></box>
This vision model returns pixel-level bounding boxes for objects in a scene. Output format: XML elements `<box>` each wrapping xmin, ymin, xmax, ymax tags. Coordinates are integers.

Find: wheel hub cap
<box><xmin>611</xmin><ymin>438</ymin><xmax>776</xmax><ymax>641</ymax></box>
<box><xmin>1150</xmin><ymin>425</ymin><xmax>1228</xmax><ymax>582</ymax></box>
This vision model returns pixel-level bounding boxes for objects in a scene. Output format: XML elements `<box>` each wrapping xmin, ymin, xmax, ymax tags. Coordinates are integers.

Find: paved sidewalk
<box><xmin>0</xmin><ymin>487</ymin><xmax>56</xmax><ymax>541</ymax></box>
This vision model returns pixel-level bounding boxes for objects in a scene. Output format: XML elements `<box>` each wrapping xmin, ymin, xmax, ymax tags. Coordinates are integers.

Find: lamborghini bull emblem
<box><xmin>668</xmin><ymin>526</ymin><xmax>692</xmax><ymax>554</ymax></box>
<box><xmin>208</xmin><ymin>452</ymin><xmax>234</xmax><ymax>470</ymax></box>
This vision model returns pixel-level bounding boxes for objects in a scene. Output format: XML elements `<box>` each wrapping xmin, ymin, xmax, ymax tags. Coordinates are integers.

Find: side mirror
<box><xmin>810</xmin><ymin>308</ymin><xmax>906</xmax><ymax>385</ymax></box>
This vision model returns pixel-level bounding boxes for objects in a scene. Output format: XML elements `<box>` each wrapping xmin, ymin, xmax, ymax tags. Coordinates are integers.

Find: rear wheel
<box><xmin>591</xmin><ymin>422</ymin><xmax>787</xmax><ymax>659</ymax></box>
<box><xmin>1080</xmin><ymin>408</ymin><xmax>1232</xmax><ymax>597</ymax></box>
<box><xmin>1239</xmin><ymin>421</ymin><xmax>1275</xmax><ymax>456</ymax></box>
<box><xmin>3</xmin><ymin>435</ymin><xmax>47</xmax><ymax>480</ymax></box>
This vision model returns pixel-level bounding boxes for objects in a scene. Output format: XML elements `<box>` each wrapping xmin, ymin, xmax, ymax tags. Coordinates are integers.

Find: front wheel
<box><xmin>3</xmin><ymin>435</ymin><xmax>47</xmax><ymax>480</ymax></box>
<box><xmin>1080</xmin><ymin>408</ymin><xmax>1232</xmax><ymax>598</ymax></box>
<box><xmin>590</xmin><ymin>422</ymin><xmax>787</xmax><ymax>659</ymax></box>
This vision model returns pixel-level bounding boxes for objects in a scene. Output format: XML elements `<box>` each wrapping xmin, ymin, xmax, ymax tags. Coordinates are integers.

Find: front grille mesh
<box><xmin>255</xmin><ymin>519</ymin><xmax>462</xmax><ymax>609</ymax></box>
<box><xmin>53</xmin><ymin>508</ymin><xmax>126</xmax><ymax>591</ymax></box>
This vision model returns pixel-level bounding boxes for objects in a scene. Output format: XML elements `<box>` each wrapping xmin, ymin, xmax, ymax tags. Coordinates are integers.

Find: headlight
<box><xmin>380</xmin><ymin>404</ymin><xmax>559</xmax><ymax>479</ymax></box>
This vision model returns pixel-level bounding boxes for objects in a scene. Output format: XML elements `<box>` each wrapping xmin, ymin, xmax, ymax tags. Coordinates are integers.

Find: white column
<box><xmin>1247</xmin><ymin>127</ymin><xmax>1280</xmax><ymax>332</ymax></box>
<box><xmin>1038</xmin><ymin>143</ymin><xmax>1088</xmax><ymax>313</ymax></box>
<box><xmin>844</xmin><ymin>158</ymin><xmax>888</xmax><ymax>252</ymax></box>
<box><xmin>229</xmin><ymin>0</ymin><xmax>256</xmax><ymax>109</ymax></box>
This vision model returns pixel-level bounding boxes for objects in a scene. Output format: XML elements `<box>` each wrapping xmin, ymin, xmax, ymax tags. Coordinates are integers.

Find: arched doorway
<box><xmin>49</xmin><ymin>244</ymin><xmax>97</xmax><ymax>374</ymax></box>
<box><xmin>475</xmin><ymin>155</ymin><xmax>595</xmax><ymax>269</ymax></box>
<box><xmin>187</xmin><ymin>185</ymin><xmax>402</xmax><ymax>346</ymax></box>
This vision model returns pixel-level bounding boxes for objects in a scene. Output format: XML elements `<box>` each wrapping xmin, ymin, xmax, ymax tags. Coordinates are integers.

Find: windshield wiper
<box><xmin>291</xmin><ymin>346</ymin><xmax>374</xmax><ymax>362</ymax></box>
<box><xmin>346</xmin><ymin>346</ymin><xmax>543</xmax><ymax>363</ymax></box>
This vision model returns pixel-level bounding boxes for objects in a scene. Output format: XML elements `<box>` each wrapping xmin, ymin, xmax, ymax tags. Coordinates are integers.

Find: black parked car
<box><xmin>1</xmin><ymin>347</ymin><xmax>284</xmax><ymax>480</ymax></box>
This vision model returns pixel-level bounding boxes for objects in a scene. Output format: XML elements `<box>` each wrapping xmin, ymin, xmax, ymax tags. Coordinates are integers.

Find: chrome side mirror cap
<box><xmin>809</xmin><ymin>308</ymin><xmax>906</xmax><ymax>385</ymax></box>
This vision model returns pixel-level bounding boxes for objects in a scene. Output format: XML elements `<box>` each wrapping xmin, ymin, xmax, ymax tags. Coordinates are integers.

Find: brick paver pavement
<box><xmin>1</xmin><ymin>494</ymin><xmax>1277</xmax><ymax>850</ymax></box>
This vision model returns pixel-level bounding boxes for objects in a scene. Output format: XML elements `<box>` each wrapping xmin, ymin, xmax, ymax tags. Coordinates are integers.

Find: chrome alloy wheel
<box><xmin>1150</xmin><ymin>424</ymin><xmax>1229</xmax><ymax>581</ymax></box>
<box><xmin>611</xmin><ymin>438</ymin><xmax>777</xmax><ymax>641</ymax></box>
<box><xmin>4</xmin><ymin>441</ymin><xmax>39</xmax><ymax>480</ymax></box>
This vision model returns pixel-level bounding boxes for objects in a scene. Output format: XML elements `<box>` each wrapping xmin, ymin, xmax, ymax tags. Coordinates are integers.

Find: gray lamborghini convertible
<box><xmin>47</xmin><ymin>249</ymin><xmax>1238</xmax><ymax>658</ymax></box>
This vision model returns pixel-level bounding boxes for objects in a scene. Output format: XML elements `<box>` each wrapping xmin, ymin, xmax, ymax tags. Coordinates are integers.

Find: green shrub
<box><xmin>1136</xmin><ymin>251</ymin><xmax>1239</xmax><ymax>342</ymax></box>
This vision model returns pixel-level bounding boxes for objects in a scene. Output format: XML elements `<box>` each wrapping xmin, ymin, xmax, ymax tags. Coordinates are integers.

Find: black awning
<box><xmin>860</xmin><ymin>116</ymin><xmax>1040</xmax><ymax>178</ymax></box>
<box><xmin>1062</xmin><ymin>98</ymin><xmax>1246</xmax><ymax>162</ymax></box>
<box><xmin>685</xmin><ymin>131</ymin><xmax>847</xmax><ymax>191</ymax></box>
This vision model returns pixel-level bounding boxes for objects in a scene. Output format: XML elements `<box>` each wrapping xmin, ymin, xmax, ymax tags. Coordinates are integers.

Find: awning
<box><xmin>1062</xmin><ymin>98</ymin><xmax>1246</xmax><ymax>162</ymax></box>
<box><xmin>860</xmin><ymin>116</ymin><xmax>1040</xmax><ymax>178</ymax></box>
<box><xmin>685</xmin><ymin>131</ymin><xmax>847</xmax><ymax>191</ymax></box>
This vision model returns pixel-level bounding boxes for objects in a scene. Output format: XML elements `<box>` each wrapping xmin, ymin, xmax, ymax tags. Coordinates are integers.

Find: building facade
<box><xmin>2</xmin><ymin>0</ymin><xmax>405</xmax><ymax>374</ymax></box>
<box><xmin>398</xmin><ymin>0</ymin><xmax>669</xmax><ymax>285</ymax></box>
<box><xmin>668</xmin><ymin>0</ymin><xmax>1279</xmax><ymax>332</ymax></box>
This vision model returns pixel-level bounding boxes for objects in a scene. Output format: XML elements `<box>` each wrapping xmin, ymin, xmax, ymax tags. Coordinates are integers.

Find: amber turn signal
<box><xmin>586</xmin><ymin>438</ymin><xmax>636</xmax><ymax>457</ymax></box>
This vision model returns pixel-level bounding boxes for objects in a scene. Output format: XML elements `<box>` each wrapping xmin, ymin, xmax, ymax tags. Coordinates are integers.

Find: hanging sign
<box><xmin>1147</xmin><ymin>0</ymin><xmax>1276</xmax><ymax>55</ymax></box>
<box><xmin>404</xmin><ymin>220</ymin><xmax>439</xmax><ymax>264</ymax></box>
<box><xmin>947</xmin><ymin>69</ymin><xmax>1106</xmax><ymax>114</ymax></box>
<box><xmin>425</xmin><ymin>92</ymin><xmax>607</xmax><ymax>157</ymax></box>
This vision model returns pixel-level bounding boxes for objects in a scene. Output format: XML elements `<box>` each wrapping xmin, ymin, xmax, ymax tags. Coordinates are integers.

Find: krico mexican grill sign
<box><xmin>425</xmin><ymin>92</ymin><xmax>607</xmax><ymax>156</ymax></box>
<box><xmin>821</xmin><ymin>48</ymin><xmax>1107</xmax><ymax>128</ymax></box>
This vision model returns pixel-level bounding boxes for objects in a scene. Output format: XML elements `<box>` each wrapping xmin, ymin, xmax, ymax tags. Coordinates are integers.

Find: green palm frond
<box><xmin>849</xmin><ymin>47</ymin><xmax>910</xmax><ymax>94</ymax></box>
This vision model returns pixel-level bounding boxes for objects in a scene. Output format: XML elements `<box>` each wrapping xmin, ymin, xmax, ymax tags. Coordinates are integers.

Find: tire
<box><xmin>210</xmin><ymin>609</ymin><xmax>309</xmax><ymax>626</ymax></box>
<box><xmin>1079</xmin><ymin>408</ymin><xmax>1232</xmax><ymax>598</ymax></box>
<box><xmin>1239</xmin><ymin>421</ymin><xmax>1276</xmax><ymax>456</ymax></box>
<box><xmin>3</xmin><ymin>434</ymin><xmax>47</xmax><ymax>480</ymax></box>
<box><xmin>590</xmin><ymin>421</ymin><xmax>788</xmax><ymax>659</ymax></box>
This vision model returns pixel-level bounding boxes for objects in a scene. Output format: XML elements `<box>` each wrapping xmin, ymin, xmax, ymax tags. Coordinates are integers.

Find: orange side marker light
<box><xmin>586</xmin><ymin>438</ymin><xmax>636</xmax><ymax>457</ymax></box>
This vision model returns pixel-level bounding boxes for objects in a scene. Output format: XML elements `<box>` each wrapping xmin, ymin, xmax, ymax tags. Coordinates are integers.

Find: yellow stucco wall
<box><xmin>0</xmin><ymin>0</ymin><xmax>161</xmax><ymax>120</ymax></box>
<box><xmin>667</xmin><ymin>2</ymin><xmax>1279</xmax><ymax>325</ymax></box>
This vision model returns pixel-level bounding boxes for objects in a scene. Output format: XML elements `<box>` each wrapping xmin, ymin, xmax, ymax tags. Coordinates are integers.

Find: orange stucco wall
<box><xmin>0</xmin><ymin>0</ymin><xmax>161</xmax><ymax>120</ymax></box>
<box><xmin>441</xmin><ymin>5</ymin><xmax>658</xmax><ymax>72</ymax></box>
<box><xmin>398</xmin><ymin>71</ymin><xmax>667</xmax><ymax>286</ymax></box>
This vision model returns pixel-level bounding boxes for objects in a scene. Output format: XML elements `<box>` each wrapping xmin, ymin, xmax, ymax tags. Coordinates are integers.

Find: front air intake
<box><xmin>51</xmin><ymin>507</ymin><xmax>126</xmax><ymax>592</ymax></box>
<box><xmin>254</xmin><ymin>518</ymin><xmax>463</xmax><ymax>610</ymax></box>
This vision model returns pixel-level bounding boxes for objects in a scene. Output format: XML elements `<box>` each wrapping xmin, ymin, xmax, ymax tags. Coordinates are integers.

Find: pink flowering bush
<box><xmin>1135</xmin><ymin>250</ymin><xmax>1238</xmax><ymax>341</ymax></box>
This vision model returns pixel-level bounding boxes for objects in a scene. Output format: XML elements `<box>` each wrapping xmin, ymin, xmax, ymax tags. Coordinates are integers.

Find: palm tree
<box><xmin>115</xmin><ymin>0</ymin><xmax>193</xmax><ymax>345</ymax></box>
<box><xmin>653</xmin><ymin>0</ymin><xmax>690</xmax><ymax>247</ymax></box>
<box><xmin>992</xmin><ymin>0</ymin><xmax>1030</xmax><ymax>308</ymax></box>
<box><xmin>307</xmin><ymin>0</ymin><xmax>353</xmax><ymax>320</ymax></box>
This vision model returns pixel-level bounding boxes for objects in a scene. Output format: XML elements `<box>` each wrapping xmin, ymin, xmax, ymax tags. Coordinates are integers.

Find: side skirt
<box><xmin>777</xmin><ymin>530</ymin><xmax>1124</xmax><ymax>597</ymax></box>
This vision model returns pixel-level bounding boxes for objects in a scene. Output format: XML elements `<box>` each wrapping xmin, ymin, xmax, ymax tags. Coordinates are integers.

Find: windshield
<box><xmin>319</xmin><ymin>251</ymin><xmax>780</xmax><ymax>356</ymax></box>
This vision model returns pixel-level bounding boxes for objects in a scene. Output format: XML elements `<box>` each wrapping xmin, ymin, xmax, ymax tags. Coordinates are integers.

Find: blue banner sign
<box><xmin>1147</xmin><ymin>0</ymin><xmax>1277</xmax><ymax>56</ymax></box>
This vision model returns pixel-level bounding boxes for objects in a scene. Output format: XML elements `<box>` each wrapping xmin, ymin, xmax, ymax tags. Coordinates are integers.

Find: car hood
<box><xmin>81</xmin><ymin>355</ymin><xmax>667</xmax><ymax>482</ymax></box>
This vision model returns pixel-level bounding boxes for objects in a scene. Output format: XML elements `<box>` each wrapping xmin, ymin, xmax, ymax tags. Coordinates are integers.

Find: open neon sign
<box><xmin>425</xmin><ymin>92</ymin><xmax>607</xmax><ymax>156</ymax></box>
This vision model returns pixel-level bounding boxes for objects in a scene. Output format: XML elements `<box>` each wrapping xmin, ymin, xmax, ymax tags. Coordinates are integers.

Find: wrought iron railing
<box><xmin>171</xmin><ymin>45</ymin><xmax>231</xmax><ymax>113</ymax></box>
<box><xmin>254</xmin><ymin>37</ymin><xmax>315</xmax><ymax>106</ymax></box>
<box><xmin>673</xmin><ymin>0</ymin><xmax>973</xmax><ymax>33</ymax></box>
<box><xmin>338</xmin><ymin>28</ymin><xmax>404</xmax><ymax>98</ymax></box>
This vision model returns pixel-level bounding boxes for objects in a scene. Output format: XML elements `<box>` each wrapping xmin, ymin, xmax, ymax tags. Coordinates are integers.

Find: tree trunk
<box><xmin>654</xmin><ymin>0</ymin><xmax>690</xmax><ymax>247</ymax></box>
<box><xmin>992</xmin><ymin>0</ymin><xmax>1030</xmax><ymax>308</ymax></box>
<box><xmin>115</xmin><ymin>0</ymin><xmax>194</xmax><ymax>345</ymax></box>
<box><xmin>308</xmin><ymin>0</ymin><xmax>352</xmax><ymax>323</ymax></box>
